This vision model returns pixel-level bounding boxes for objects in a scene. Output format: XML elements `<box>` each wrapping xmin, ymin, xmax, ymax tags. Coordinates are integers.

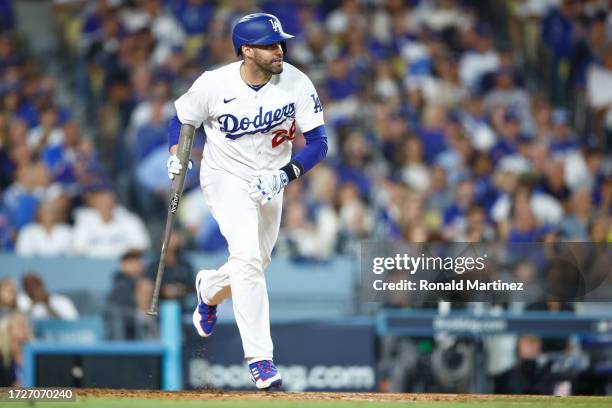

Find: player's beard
<box><xmin>253</xmin><ymin>50</ymin><xmax>283</xmax><ymax>75</ymax></box>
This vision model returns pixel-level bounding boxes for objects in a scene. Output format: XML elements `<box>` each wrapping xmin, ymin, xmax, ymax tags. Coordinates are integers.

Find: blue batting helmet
<box><xmin>232</xmin><ymin>13</ymin><xmax>294</xmax><ymax>56</ymax></box>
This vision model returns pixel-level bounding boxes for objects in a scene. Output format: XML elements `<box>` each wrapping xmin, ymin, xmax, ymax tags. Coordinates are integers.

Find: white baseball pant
<box><xmin>197</xmin><ymin>168</ymin><xmax>282</xmax><ymax>361</ymax></box>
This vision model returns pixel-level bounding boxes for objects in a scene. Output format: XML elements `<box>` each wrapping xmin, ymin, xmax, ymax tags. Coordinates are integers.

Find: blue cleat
<box><xmin>192</xmin><ymin>272</ymin><xmax>217</xmax><ymax>337</ymax></box>
<box><xmin>249</xmin><ymin>360</ymin><xmax>282</xmax><ymax>390</ymax></box>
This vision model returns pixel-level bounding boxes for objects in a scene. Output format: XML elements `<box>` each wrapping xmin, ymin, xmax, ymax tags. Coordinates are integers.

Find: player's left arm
<box><xmin>284</xmin><ymin>72</ymin><xmax>327</xmax><ymax>179</ymax></box>
<box><xmin>249</xmin><ymin>75</ymin><xmax>327</xmax><ymax>205</ymax></box>
<box><xmin>248</xmin><ymin>125</ymin><xmax>327</xmax><ymax>205</ymax></box>
<box><xmin>279</xmin><ymin>124</ymin><xmax>328</xmax><ymax>181</ymax></box>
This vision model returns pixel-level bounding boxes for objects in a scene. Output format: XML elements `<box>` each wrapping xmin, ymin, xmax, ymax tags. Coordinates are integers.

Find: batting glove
<box><xmin>248</xmin><ymin>170</ymin><xmax>289</xmax><ymax>206</ymax></box>
<box><xmin>167</xmin><ymin>154</ymin><xmax>193</xmax><ymax>180</ymax></box>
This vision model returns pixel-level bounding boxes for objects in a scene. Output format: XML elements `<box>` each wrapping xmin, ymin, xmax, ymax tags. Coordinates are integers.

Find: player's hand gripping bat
<box><xmin>147</xmin><ymin>124</ymin><xmax>195</xmax><ymax>316</ymax></box>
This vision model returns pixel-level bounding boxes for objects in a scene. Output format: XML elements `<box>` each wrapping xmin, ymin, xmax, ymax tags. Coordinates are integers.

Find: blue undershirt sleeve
<box><xmin>293</xmin><ymin>125</ymin><xmax>328</xmax><ymax>174</ymax></box>
<box><xmin>167</xmin><ymin>114</ymin><xmax>181</xmax><ymax>150</ymax></box>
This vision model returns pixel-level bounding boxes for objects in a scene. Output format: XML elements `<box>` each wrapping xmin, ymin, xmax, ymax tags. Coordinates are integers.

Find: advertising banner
<box><xmin>183</xmin><ymin>321</ymin><xmax>376</xmax><ymax>391</ymax></box>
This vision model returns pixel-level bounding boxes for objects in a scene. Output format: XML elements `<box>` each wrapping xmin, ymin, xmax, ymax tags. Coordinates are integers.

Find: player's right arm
<box><xmin>168</xmin><ymin>115</ymin><xmax>180</xmax><ymax>154</ymax></box>
<box><xmin>167</xmin><ymin>72</ymin><xmax>211</xmax><ymax>179</ymax></box>
<box><xmin>167</xmin><ymin>116</ymin><xmax>195</xmax><ymax>179</ymax></box>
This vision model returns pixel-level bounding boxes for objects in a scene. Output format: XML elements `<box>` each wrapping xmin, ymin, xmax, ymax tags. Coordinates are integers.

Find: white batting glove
<box><xmin>166</xmin><ymin>154</ymin><xmax>193</xmax><ymax>180</ymax></box>
<box><xmin>248</xmin><ymin>170</ymin><xmax>289</xmax><ymax>206</ymax></box>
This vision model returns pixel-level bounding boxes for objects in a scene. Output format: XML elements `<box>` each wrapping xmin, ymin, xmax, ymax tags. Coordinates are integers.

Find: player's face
<box><xmin>250</xmin><ymin>43</ymin><xmax>284</xmax><ymax>75</ymax></box>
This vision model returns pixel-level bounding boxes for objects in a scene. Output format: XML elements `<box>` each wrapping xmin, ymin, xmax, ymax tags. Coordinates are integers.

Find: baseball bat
<box><xmin>147</xmin><ymin>125</ymin><xmax>196</xmax><ymax>316</ymax></box>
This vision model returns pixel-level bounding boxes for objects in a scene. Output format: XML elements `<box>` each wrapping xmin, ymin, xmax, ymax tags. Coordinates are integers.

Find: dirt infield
<box><xmin>77</xmin><ymin>389</ymin><xmax>546</xmax><ymax>403</ymax></box>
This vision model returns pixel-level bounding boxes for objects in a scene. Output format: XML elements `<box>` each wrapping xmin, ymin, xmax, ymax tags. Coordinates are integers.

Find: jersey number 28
<box><xmin>271</xmin><ymin>120</ymin><xmax>297</xmax><ymax>148</ymax></box>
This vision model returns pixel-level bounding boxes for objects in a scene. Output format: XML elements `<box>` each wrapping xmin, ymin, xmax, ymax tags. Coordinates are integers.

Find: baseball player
<box><xmin>166</xmin><ymin>13</ymin><xmax>328</xmax><ymax>389</ymax></box>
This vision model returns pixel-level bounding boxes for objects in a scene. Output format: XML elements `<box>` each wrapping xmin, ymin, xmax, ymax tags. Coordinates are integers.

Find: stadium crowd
<box><xmin>0</xmin><ymin>0</ymin><xmax>611</xmax><ymax>391</ymax></box>
<box><xmin>1</xmin><ymin>0</ymin><xmax>610</xmax><ymax>262</ymax></box>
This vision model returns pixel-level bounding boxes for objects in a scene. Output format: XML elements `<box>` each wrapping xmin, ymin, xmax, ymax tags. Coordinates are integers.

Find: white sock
<box><xmin>247</xmin><ymin>357</ymin><xmax>271</xmax><ymax>365</ymax></box>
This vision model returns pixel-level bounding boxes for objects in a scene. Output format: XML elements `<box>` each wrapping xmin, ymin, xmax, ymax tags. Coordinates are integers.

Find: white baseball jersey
<box><xmin>174</xmin><ymin>61</ymin><xmax>324</xmax><ymax>180</ymax></box>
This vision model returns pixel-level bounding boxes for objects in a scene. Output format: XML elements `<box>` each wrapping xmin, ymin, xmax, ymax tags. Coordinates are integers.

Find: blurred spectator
<box><xmin>177</xmin><ymin>186</ymin><xmax>226</xmax><ymax>252</ymax></box>
<box><xmin>436</xmin><ymin>118</ymin><xmax>473</xmax><ymax>184</ymax></box>
<box><xmin>304</xmin><ymin>164</ymin><xmax>340</xmax><ymax>257</ymax></box>
<box><xmin>492</xmin><ymin>180</ymin><xmax>564</xmax><ymax>233</ymax></box>
<box><xmin>169</xmin><ymin>0</ymin><xmax>215</xmax><ymax>39</ymax></box>
<box><xmin>107</xmin><ymin>249</ymin><xmax>157</xmax><ymax>339</ymax></box>
<box><xmin>586</xmin><ymin>47</ymin><xmax>612</xmax><ymax>141</ymax></box>
<box><xmin>548</xmin><ymin>109</ymin><xmax>578</xmax><ymax>154</ymax></box>
<box><xmin>483</xmin><ymin>68</ymin><xmax>533</xmax><ymax>133</ymax></box>
<box><xmin>425</xmin><ymin>165</ymin><xmax>453</xmax><ymax>216</ymax></box>
<box><xmin>143</xmin><ymin>0</ymin><xmax>187</xmax><ymax>66</ymax></box>
<box><xmin>107</xmin><ymin>249</ymin><xmax>145</xmax><ymax>309</ymax></box>
<box><xmin>325</xmin><ymin>0</ymin><xmax>364</xmax><ymax>36</ymax></box>
<box><xmin>73</xmin><ymin>184</ymin><xmax>150</xmax><ymax>257</ymax></box>
<box><xmin>489</xmin><ymin>109</ymin><xmax>522</xmax><ymax>165</ymax></box>
<box><xmin>468</xmin><ymin>151</ymin><xmax>498</xmax><ymax>212</ymax></box>
<box><xmin>559</xmin><ymin>188</ymin><xmax>592</xmax><ymax>240</ymax></box>
<box><xmin>290</xmin><ymin>21</ymin><xmax>336</xmax><ymax>83</ymax></box>
<box><xmin>40</xmin><ymin>121</ymin><xmax>102</xmax><ymax>189</ymax></box>
<box><xmin>279</xmin><ymin>201</ymin><xmax>321</xmax><ymax>261</ymax></box>
<box><xmin>324</xmin><ymin>57</ymin><xmax>360</xmax><ymax>123</ymax></box>
<box><xmin>334</xmin><ymin>129</ymin><xmax>372</xmax><ymax>199</ymax></box>
<box><xmin>541</xmin><ymin>157</ymin><xmax>571</xmax><ymax>204</ymax></box>
<box><xmin>400</xmin><ymin>136</ymin><xmax>430</xmax><ymax>193</ymax></box>
<box><xmin>129</xmin><ymin>84</ymin><xmax>172</xmax><ymax>162</ymax></box>
<box><xmin>563</xmin><ymin>148</ymin><xmax>593</xmax><ymax>191</ymax></box>
<box><xmin>459</xmin><ymin>25</ymin><xmax>500</xmax><ymax>92</ymax></box>
<box><xmin>442</xmin><ymin>178</ymin><xmax>476</xmax><ymax>240</ymax></box>
<box><xmin>15</xmin><ymin>198</ymin><xmax>73</xmax><ymax>257</ymax></box>
<box><xmin>458</xmin><ymin>206</ymin><xmax>495</xmax><ymax>242</ymax></box>
<box><xmin>134</xmin><ymin>127</ymin><xmax>202</xmax><ymax>221</ymax></box>
<box><xmin>2</xmin><ymin>160</ymin><xmax>53</xmax><ymax>232</ymax></box>
<box><xmin>0</xmin><ymin>311</ymin><xmax>31</xmax><ymax>387</ymax></box>
<box><xmin>26</xmin><ymin>106</ymin><xmax>64</xmax><ymax>154</ymax></box>
<box><xmin>507</xmin><ymin>196</ymin><xmax>541</xmax><ymax>243</ymax></box>
<box><xmin>461</xmin><ymin>93</ymin><xmax>496</xmax><ymax>151</ymax></box>
<box><xmin>337</xmin><ymin>183</ymin><xmax>373</xmax><ymax>254</ymax></box>
<box><xmin>97</xmin><ymin>69</ymin><xmax>137</xmax><ymax>177</ymax></box>
<box><xmin>133</xmin><ymin>277</ymin><xmax>159</xmax><ymax>339</ymax></box>
<box><xmin>17</xmin><ymin>272</ymin><xmax>78</xmax><ymax>320</ymax></box>
<box><xmin>494</xmin><ymin>335</ymin><xmax>557</xmax><ymax>394</ymax></box>
<box><xmin>422</xmin><ymin>54</ymin><xmax>467</xmax><ymax>107</ymax></box>
<box><xmin>146</xmin><ymin>230</ymin><xmax>194</xmax><ymax>311</ymax></box>
<box><xmin>541</xmin><ymin>0</ymin><xmax>579</xmax><ymax>105</ymax></box>
<box><xmin>131</xmin><ymin>97</ymin><xmax>168</xmax><ymax>164</ymax></box>
<box><xmin>512</xmin><ymin>261</ymin><xmax>543</xmax><ymax>305</ymax></box>
<box><xmin>531</xmin><ymin>96</ymin><xmax>554</xmax><ymax>142</ymax></box>
<box><xmin>0</xmin><ymin>278</ymin><xmax>17</xmax><ymax>317</ymax></box>
<box><xmin>419</xmin><ymin>104</ymin><xmax>449</xmax><ymax>164</ymax></box>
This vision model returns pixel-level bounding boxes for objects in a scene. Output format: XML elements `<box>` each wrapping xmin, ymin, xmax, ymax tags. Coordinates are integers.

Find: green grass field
<box><xmin>29</xmin><ymin>395</ymin><xmax>612</xmax><ymax>408</ymax></box>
